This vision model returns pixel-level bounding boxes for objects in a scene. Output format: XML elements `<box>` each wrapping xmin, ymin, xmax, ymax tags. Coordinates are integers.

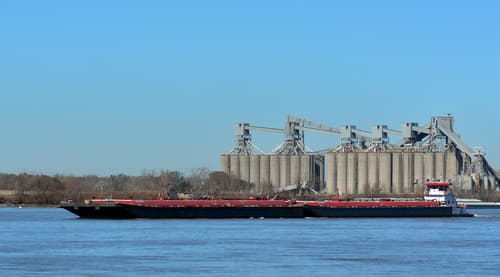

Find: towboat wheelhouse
<box><xmin>424</xmin><ymin>182</ymin><xmax>455</xmax><ymax>204</ymax></box>
<box><xmin>424</xmin><ymin>181</ymin><xmax>467</xmax><ymax>216</ymax></box>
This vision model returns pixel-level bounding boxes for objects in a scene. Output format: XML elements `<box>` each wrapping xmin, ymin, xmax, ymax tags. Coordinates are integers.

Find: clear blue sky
<box><xmin>1</xmin><ymin>1</ymin><xmax>499</xmax><ymax>176</ymax></box>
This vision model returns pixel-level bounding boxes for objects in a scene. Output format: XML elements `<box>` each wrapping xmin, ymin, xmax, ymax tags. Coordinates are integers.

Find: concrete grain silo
<box><xmin>222</xmin><ymin>115</ymin><xmax>498</xmax><ymax>196</ymax></box>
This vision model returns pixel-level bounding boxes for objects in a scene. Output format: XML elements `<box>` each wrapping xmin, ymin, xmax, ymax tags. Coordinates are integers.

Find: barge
<box><xmin>60</xmin><ymin>182</ymin><xmax>471</xmax><ymax>219</ymax></box>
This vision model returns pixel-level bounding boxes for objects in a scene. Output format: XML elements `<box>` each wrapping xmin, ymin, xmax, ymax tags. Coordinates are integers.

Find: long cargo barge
<box><xmin>60</xmin><ymin>199</ymin><xmax>303</xmax><ymax>219</ymax></box>
<box><xmin>60</xmin><ymin>182</ymin><xmax>471</xmax><ymax>219</ymax></box>
<box><xmin>302</xmin><ymin>200</ymin><xmax>453</xmax><ymax>217</ymax></box>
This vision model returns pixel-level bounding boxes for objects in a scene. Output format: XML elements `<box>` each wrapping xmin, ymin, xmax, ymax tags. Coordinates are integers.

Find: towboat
<box><xmin>424</xmin><ymin>181</ymin><xmax>470</xmax><ymax>216</ymax></box>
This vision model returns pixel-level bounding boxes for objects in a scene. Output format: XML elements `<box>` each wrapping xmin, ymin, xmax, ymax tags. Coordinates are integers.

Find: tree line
<box><xmin>0</xmin><ymin>168</ymin><xmax>258</xmax><ymax>205</ymax></box>
<box><xmin>2</xmin><ymin>169</ymin><xmax>498</xmax><ymax>205</ymax></box>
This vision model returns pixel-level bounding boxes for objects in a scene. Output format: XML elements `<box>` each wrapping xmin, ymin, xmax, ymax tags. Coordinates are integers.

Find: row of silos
<box><xmin>326</xmin><ymin>150</ymin><xmax>459</xmax><ymax>195</ymax></box>
<box><xmin>220</xmin><ymin>154</ymin><xmax>323</xmax><ymax>193</ymax></box>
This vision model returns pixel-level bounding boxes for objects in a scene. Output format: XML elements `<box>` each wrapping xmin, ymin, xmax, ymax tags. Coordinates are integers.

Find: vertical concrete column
<box><xmin>270</xmin><ymin>155</ymin><xmax>280</xmax><ymax>190</ymax></box>
<box><xmin>435</xmin><ymin>152</ymin><xmax>446</xmax><ymax>182</ymax></box>
<box><xmin>414</xmin><ymin>152</ymin><xmax>425</xmax><ymax>193</ymax></box>
<box><xmin>220</xmin><ymin>155</ymin><xmax>230</xmax><ymax>175</ymax></box>
<box><xmin>250</xmin><ymin>155</ymin><xmax>260</xmax><ymax>192</ymax></box>
<box><xmin>290</xmin><ymin>155</ymin><xmax>301</xmax><ymax>185</ymax></box>
<box><xmin>336</xmin><ymin>152</ymin><xmax>348</xmax><ymax>195</ymax></box>
<box><xmin>279</xmin><ymin>155</ymin><xmax>290</xmax><ymax>188</ymax></box>
<box><xmin>317</xmin><ymin>156</ymin><xmax>325</xmax><ymax>191</ymax></box>
<box><xmin>357</xmin><ymin>152</ymin><xmax>369</xmax><ymax>195</ymax></box>
<box><xmin>346</xmin><ymin>153</ymin><xmax>357</xmax><ymax>194</ymax></box>
<box><xmin>259</xmin><ymin>155</ymin><xmax>270</xmax><ymax>192</ymax></box>
<box><xmin>229</xmin><ymin>155</ymin><xmax>240</xmax><ymax>180</ymax></box>
<box><xmin>402</xmin><ymin>152</ymin><xmax>414</xmax><ymax>193</ymax></box>
<box><xmin>300</xmin><ymin>155</ymin><xmax>311</xmax><ymax>185</ymax></box>
<box><xmin>327</xmin><ymin>152</ymin><xmax>337</xmax><ymax>194</ymax></box>
<box><xmin>424</xmin><ymin>152</ymin><xmax>435</xmax><ymax>182</ymax></box>
<box><xmin>445</xmin><ymin>151</ymin><xmax>458</xmax><ymax>182</ymax></box>
<box><xmin>239</xmin><ymin>156</ymin><xmax>250</xmax><ymax>183</ymax></box>
<box><xmin>367</xmin><ymin>152</ymin><xmax>379</xmax><ymax>194</ymax></box>
<box><xmin>379</xmin><ymin>152</ymin><xmax>392</xmax><ymax>194</ymax></box>
<box><xmin>392</xmin><ymin>152</ymin><xmax>403</xmax><ymax>194</ymax></box>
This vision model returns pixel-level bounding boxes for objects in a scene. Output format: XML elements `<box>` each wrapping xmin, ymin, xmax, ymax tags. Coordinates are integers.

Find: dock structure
<box><xmin>221</xmin><ymin>115</ymin><xmax>499</xmax><ymax>196</ymax></box>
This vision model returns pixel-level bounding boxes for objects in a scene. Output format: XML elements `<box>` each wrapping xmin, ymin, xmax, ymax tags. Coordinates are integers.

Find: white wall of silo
<box><xmin>326</xmin><ymin>152</ymin><xmax>336</xmax><ymax>193</ymax></box>
<box><xmin>435</xmin><ymin>152</ymin><xmax>446</xmax><ymax>182</ymax></box>
<box><xmin>222</xmin><ymin>144</ymin><xmax>478</xmax><ymax>196</ymax></box>
<box><xmin>290</xmin><ymin>156</ymin><xmax>301</xmax><ymax>185</ymax></box>
<box><xmin>392</xmin><ymin>152</ymin><xmax>402</xmax><ymax>194</ymax></box>
<box><xmin>336</xmin><ymin>152</ymin><xmax>347</xmax><ymax>195</ymax></box>
<box><xmin>414</xmin><ymin>152</ymin><xmax>425</xmax><ymax>191</ymax></box>
<box><xmin>402</xmin><ymin>152</ymin><xmax>414</xmax><ymax>192</ymax></box>
<box><xmin>259</xmin><ymin>155</ymin><xmax>270</xmax><ymax>191</ymax></box>
<box><xmin>300</xmin><ymin>155</ymin><xmax>311</xmax><ymax>185</ymax></box>
<box><xmin>250</xmin><ymin>155</ymin><xmax>260</xmax><ymax>191</ymax></box>
<box><xmin>229</xmin><ymin>155</ymin><xmax>240</xmax><ymax>179</ymax></box>
<box><xmin>270</xmin><ymin>155</ymin><xmax>280</xmax><ymax>190</ymax></box>
<box><xmin>379</xmin><ymin>152</ymin><xmax>392</xmax><ymax>194</ymax></box>
<box><xmin>367</xmin><ymin>152</ymin><xmax>378</xmax><ymax>194</ymax></box>
<box><xmin>220</xmin><ymin>155</ymin><xmax>230</xmax><ymax>175</ymax></box>
<box><xmin>239</xmin><ymin>156</ymin><xmax>250</xmax><ymax>183</ymax></box>
<box><xmin>357</xmin><ymin>152</ymin><xmax>368</xmax><ymax>195</ymax></box>
<box><xmin>424</xmin><ymin>152</ymin><xmax>435</xmax><ymax>182</ymax></box>
<box><xmin>347</xmin><ymin>153</ymin><xmax>357</xmax><ymax>194</ymax></box>
<box><xmin>445</xmin><ymin>151</ymin><xmax>458</xmax><ymax>182</ymax></box>
<box><xmin>279</xmin><ymin>155</ymin><xmax>290</xmax><ymax>188</ymax></box>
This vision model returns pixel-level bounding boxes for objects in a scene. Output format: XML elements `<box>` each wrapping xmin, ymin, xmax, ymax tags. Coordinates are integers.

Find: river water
<box><xmin>1</xmin><ymin>207</ymin><xmax>500</xmax><ymax>276</ymax></box>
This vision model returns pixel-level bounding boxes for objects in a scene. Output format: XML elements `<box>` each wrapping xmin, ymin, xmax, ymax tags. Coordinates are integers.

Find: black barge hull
<box><xmin>120</xmin><ymin>205</ymin><xmax>304</xmax><ymax>219</ymax></box>
<box><xmin>60</xmin><ymin>203</ymin><xmax>465</xmax><ymax>219</ymax></box>
<box><xmin>60</xmin><ymin>203</ymin><xmax>135</xmax><ymax>219</ymax></box>
<box><xmin>303</xmin><ymin>205</ymin><xmax>454</xmax><ymax>218</ymax></box>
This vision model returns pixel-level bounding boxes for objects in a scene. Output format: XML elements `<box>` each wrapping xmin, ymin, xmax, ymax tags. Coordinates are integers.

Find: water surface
<box><xmin>1</xmin><ymin>207</ymin><xmax>499</xmax><ymax>276</ymax></box>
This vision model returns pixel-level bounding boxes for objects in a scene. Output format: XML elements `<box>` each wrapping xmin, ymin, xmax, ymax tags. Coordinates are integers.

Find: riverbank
<box><xmin>0</xmin><ymin>203</ymin><xmax>59</xmax><ymax>208</ymax></box>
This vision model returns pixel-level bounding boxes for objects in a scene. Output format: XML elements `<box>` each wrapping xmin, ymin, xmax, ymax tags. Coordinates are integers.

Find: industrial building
<box><xmin>221</xmin><ymin>115</ymin><xmax>499</xmax><ymax>196</ymax></box>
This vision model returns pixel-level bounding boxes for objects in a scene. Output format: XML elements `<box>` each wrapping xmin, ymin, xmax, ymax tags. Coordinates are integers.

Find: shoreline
<box><xmin>0</xmin><ymin>203</ymin><xmax>59</xmax><ymax>208</ymax></box>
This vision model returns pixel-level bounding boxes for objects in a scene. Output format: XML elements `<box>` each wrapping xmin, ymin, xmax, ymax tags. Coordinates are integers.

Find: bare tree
<box><xmin>189</xmin><ymin>167</ymin><xmax>210</xmax><ymax>197</ymax></box>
